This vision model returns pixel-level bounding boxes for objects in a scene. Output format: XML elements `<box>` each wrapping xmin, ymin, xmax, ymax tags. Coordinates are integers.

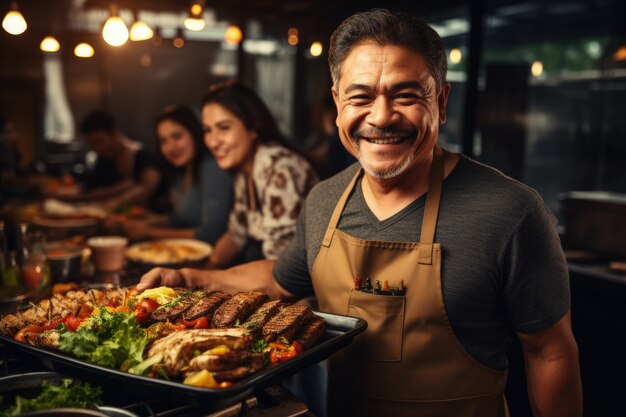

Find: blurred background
<box><xmin>1</xmin><ymin>0</ymin><xmax>626</xmax><ymax>415</ymax></box>
<box><xmin>1</xmin><ymin>0</ymin><xmax>624</xmax><ymax>215</ymax></box>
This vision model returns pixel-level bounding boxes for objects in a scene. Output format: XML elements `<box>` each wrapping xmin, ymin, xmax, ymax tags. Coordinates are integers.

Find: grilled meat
<box><xmin>146</xmin><ymin>328</ymin><xmax>252</xmax><ymax>377</ymax></box>
<box><xmin>189</xmin><ymin>350</ymin><xmax>251</xmax><ymax>372</ymax></box>
<box><xmin>36</xmin><ymin>329</ymin><xmax>61</xmax><ymax>348</ymax></box>
<box><xmin>183</xmin><ymin>291</ymin><xmax>231</xmax><ymax>321</ymax></box>
<box><xmin>212</xmin><ymin>354</ymin><xmax>266</xmax><ymax>382</ymax></box>
<box><xmin>294</xmin><ymin>315</ymin><xmax>326</xmax><ymax>349</ymax></box>
<box><xmin>0</xmin><ymin>313</ymin><xmax>27</xmax><ymax>337</ymax></box>
<box><xmin>262</xmin><ymin>305</ymin><xmax>313</xmax><ymax>342</ymax></box>
<box><xmin>151</xmin><ymin>292</ymin><xmax>202</xmax><ymax>322</ymax></box>
<box><xmin>211</xmin><ymin>292</ymin><xmax>268</xmax><ymax>328</ymax></box>
<box><xmin>241</xmin><ymin>300</ymin><xmax>283</xmax><ymax>336</ymax></box>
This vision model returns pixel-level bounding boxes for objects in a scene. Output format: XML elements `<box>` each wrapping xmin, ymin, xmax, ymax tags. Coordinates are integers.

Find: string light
<box><xmin>449</xmin><ymin>48</ymin><xmax>462</xmax><ymax>64</ymax></box>
<box><xmin>173</xmin><ymin>28</ymin><xmax>185</xmax><ymax>48</ymax></box>
<box><xmin>309</xmin><ymin>41</ymin><xmax>323</xmax><ymax>57</ymax></box>
<box><xmin>2</xmin><ymin>2</ymin><xmax>27</xmax><ymax>35</ymax></box>
<box><xmin>287</xmin><ymin>27</ymin><xmax>299</xmax><ymax>46</ymax></box>
<box><xmin>531</xmin><ymin>60</ymin><xmax>543</xmax><ymax>77</ymax></box>
<box><xmin>224</xmin><ymin>24</ymin><xmax>243</xmax><ymax>45</ymax></box>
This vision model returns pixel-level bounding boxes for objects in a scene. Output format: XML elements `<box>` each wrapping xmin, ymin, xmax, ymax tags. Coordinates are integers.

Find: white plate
<box><xmin>125</xmin><ymin>239</ymin><xmax>212</xmax><ymax>266</ymax></box>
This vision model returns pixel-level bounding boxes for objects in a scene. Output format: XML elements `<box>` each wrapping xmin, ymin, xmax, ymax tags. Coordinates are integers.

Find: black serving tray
<box><xmin>0</xmin><ymin>312</ymin><xmax>367</xmax><ymax>412</ymax></box>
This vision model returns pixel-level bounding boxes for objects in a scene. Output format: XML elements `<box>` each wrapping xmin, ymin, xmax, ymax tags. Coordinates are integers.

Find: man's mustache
<box><xmin>351</xmin><ymin>126</ymin><xmax>418</xmax><ymax>141</ymax></box>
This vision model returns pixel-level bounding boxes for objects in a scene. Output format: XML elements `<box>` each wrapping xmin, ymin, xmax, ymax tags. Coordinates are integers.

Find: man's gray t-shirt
<box><xmin>273</xmin><ymin>155</ymin><xmax>570</xmax><ymax>370</ymax></box>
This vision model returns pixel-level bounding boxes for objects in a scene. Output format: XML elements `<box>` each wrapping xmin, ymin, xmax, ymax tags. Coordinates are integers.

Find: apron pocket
<box><xmin>347</xmin><ymin>289</ymin><xmax>405</xmax><ymax>362</ymax></box>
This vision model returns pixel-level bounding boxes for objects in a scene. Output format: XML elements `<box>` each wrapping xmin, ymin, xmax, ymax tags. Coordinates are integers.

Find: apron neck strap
<box><xmin>418</xmin><ymin>144</ymin><xmax>444</xmax><ymax>265</ymax></box>
<box><xmin>321</xmin><ymin>144</ymin><xmax>445</xmax><ymax>250</ymax></box>
<box><xmin>321</xmin><ymin>166</ymin><xmax>362</xmax><ymax>247</ymax></box>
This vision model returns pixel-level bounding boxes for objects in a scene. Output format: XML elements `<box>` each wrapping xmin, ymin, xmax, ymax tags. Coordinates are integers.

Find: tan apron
<box><xmin>311</xmin><ymin>146</ymin><xmax>509</xmax><ymax>417</ymax></box>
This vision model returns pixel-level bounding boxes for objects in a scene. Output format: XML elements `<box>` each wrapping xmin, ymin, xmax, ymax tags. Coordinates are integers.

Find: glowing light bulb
<box><xmin>531</xmin><ymin>60</ymin><xmax>543</xmax><ymax>77</ymax></box>
<box><xmin>103</xmin><ymin>16</ymin><xmax>129</xmax><ymax>46</ymax></box>
<box><xmin>74</xmin><ymin>43</ymin><xmax>94</xmax><ymax>58</ymax></box>
<box><xmin>40</xmin><ymin>36</ymin><xmax>60</xmax><ymax>52</ymax></box>
<box><xmin>184</xmin><ymin>16</ymin><xmax>205</xmax><ymax>31</ymax></box>
<box><xmin>2</xmin><ymin>8</ymin><xmax>27</xmax><ymax>35</ymax></box>
<box><xmin>224</xmin><ymin>25</ymin><xmax>242</xmax><ymax>45</ymax></box>
<box><xmin>310</xmin><ymin>41</ymin><xmax>323</xmax><ymax>57</ymax></box>
<box><xmin>130</xmin><ymin>20</ymin><xmax>153</xmax><ymax>41</ymax></box>
<box><xmin>449</xmin><ymin>48</ymin><xmax>462</xmax><ymax>64</ymax></box>
<box><xmin>190</xmin><ymin>4</ymin><xmax>203</xmax><ymax>16</ymax></box>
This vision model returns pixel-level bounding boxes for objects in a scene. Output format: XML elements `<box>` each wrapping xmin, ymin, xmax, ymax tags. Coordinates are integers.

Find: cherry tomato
<box><xmin>269</xmin><ymin>341</ymin><xmax>303</xmax><ymax>365</ymax></box>
<box><xmin>135</xmin><ymin>299</ymin><xmax>160</xmax><ymax>325</ymax></box>
<box><xmin>42</xmin><ymin>316</ymin><xmax>65</xmax><ymax>331</ymax></box>
<box><xmin>14</xmin><ymin>325</ymin><xmax>43</xmax><ymax>343</ymax></box>
<box><xmin>77</xmin><ymin>303</ymin><xmax>93</xmax><ymax>319</ymax></box>
<box><xmin>193</xmin><ymin>317</ymin><xmax>209</xmax><ymax>329</ymax></box>
<box><xmin>63</xmin><ymin>315</ymin><xmax>84</xmax><ymax>332</ymax></box>
<box><xmin>181</xmin><ymin>316</ymin><xmax>209</xmax><ymax>329</ymax></box>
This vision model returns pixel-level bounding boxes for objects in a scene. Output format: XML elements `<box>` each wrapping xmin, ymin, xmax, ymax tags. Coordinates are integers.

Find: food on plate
<box><xmin>125</xmin><ymin>240</ymin><xmax>211</xmax><ymax>265</ymax></box>
<box><xmin>41</xmin><ymin>198</ymin><xmax>106</xmax><ymax>219</ymax></box>
<box><xmin>0</xmin><ymin>287</ymin><xmax>326</xmax><ymax>389</ymax></box>
<box><xmin>0</xmin><ymin>378</ymin><xmax>102</xmax><ymax>416</ymax></box>
<box><xmin>210</xmin><ymin>292</ymin><xmax>268</xmax><ymax>328</ymax></box>
<box><xmin>183</xmin><ymin>291</ymin><xmax>231</xmax><ymax>322</ymax></box>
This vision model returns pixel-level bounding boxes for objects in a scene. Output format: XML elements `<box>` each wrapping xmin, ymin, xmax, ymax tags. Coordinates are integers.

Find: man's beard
<box><xmin>351</xmin><ymin>125</ymin><xmax>417</xmax><ymax>180</ymax></box>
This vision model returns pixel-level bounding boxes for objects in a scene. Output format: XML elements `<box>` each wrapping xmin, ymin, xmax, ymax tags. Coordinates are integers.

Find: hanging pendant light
<box><xmin>173</xmin><ymin>28</ymin><xmax>185</xmax><ymax>48</ymax></box>
<box><xmin>2</xmin><ymin>2</ymin><xmax>27</xmax><ymax>35</ymax></box>
<box><xmin>102</xmin><ymin>3</ymin><xmax>128</xmax><ymax>47</ymax></box>
<box><xmin>74</xmin><ymin>42</ymin><xmax>94</xmax><ymax>58</ymax></box>
<box><xmin>40</xmin><ymin>36</ymin><xmax>60</xmax><ymax>52</ymax></box>
<box><xmin>129</xmin><ymin>11</ymin><xmax>152</xmax><ymax>41</ymax></box>
<box><xmin>184</xmin><ymin>2</ymin><xmax>205</xmax><ymax>32</ymax></box>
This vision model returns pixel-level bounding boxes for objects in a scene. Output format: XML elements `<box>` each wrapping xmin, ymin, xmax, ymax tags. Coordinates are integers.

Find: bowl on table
<box><xmin>45</xmin><ymin>246</ymin><xmax>83</xmax><ymax>283</ymax></box>
<box><xmin>87</xmin><ymin>236</ymin><xmax>128</xmax><ymax>272</ymax></box>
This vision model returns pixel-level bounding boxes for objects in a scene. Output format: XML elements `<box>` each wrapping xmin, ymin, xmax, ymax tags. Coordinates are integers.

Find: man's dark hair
<box><xmin>80</xmin><ymin>110</ymin><xmax>116</xmax><ymax>134</ymax></box>
<box><xmin>328</xmin><ymin>8</ymin><xmax>448</xmax><ymax>91</ymax></box>
<box><xmin>154</xmin><ymin>104</ymin><xmax>208</xmax><ymax>182</ymax></box>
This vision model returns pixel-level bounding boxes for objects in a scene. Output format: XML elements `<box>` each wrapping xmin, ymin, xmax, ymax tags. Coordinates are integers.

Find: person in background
<box><xmin>305</xmin><ymin>95</ymin><xmax>356</xmax><ymax>179</ymax></box>
<box><xmin>200</xmin><ymin>81</ymin><xmax>319</xmax><ymax>268</ymax></box>
<box><xmin>78</xmin><ymin>110</ymin><xmax>164</xmax><ymax>211</ymax></box>
<box><xmin>137</xmin><ymin>9</ymin><xmax>582</xmax><ymax>417</ymax></box>
<box><xmin>118</xmin><ymin>105</ymin><xmax>233</xmax><ymax>244</ymax></box>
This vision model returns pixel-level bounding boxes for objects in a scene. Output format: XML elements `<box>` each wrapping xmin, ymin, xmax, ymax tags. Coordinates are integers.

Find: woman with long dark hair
<box><xmin>201</xmin><ymin>81</ymin><xmax>318</xmax><ymax>267</ymax></box>
<box><xmin>120</xmin><ymin>105</ymin><xmax>233</xmax><ymax>243</ymax></box>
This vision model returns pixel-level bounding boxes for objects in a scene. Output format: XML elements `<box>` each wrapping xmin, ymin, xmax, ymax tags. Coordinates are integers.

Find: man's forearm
<box><xmin>182</xmin><ymin>259</ymin><xmax>293</xmax><ymax>300</ymax></box>
<box><xmin>524</xmin><ymin>345</ymin><xmax>582</xmax><ymax>416</ymax></box>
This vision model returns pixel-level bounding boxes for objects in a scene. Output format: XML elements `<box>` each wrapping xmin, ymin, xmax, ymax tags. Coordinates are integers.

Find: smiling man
<box><xmin>138</xmin><ymin>9</ymin><xmax>582</xmax><ymax>417</ymax></box>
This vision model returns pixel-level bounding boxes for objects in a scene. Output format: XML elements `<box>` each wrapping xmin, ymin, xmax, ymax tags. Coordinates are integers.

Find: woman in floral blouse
<box><xmin>201</xmin><ymin>81</ymin><xmax>319</xmax><ymax>268</ymax></box>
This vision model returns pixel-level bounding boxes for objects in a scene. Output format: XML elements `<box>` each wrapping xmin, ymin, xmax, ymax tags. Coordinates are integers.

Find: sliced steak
<box><xmin>241</xmin><ymin>300</ymin><xmax>283</xmax><ymax>336</ymax></box>
<box><xmin>183</xmin><ymin>291</ymin><xmax>231</xmax><ymax>322</ymax></box>
<box><xmin>189</xmin><ymin>350</ymin><xmax>251</xmax><ymax>372</ymax></box>
<box><xmin>211</xmin><ymin>292</ymin><xmax>268</xmax><ymax>328</ymax></box>
<box><xmin>262</xmin><ymin>305</ymin><xmax>313</xmax><ymax>342</ymax></box>
<box><xmin>212</xmin><ymin>354</ymin><xmax>266</xmax><ymax>381</ymax></box>
<box><xmin>151</xmin><ymin>292</ymin><xmax>201</xmax><ymax>322</ymax></box>
<box><xmin>294</xmin><ymin>315</ymin><xmax>326</xmax><ymax>349</ymax></box>
<box><xmin>147</xmin><ymin>328</ymin><xmax>252</xmax><ymax>377</ymax></box>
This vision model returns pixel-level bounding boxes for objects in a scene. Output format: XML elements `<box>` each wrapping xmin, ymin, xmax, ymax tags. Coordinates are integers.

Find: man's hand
<box><xmin>136</xmin><ymin>267</ymin><xmax>190</xmax><ymax>291</ymax></box>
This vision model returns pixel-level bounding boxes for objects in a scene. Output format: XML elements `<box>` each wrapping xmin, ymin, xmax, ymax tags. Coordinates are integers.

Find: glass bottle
<box><xmin>3</xmin><ymin>251</ymin><xmax>22</xmax><ymax>288</ymax></box>
<box><xmin>19</xmin><ymin>229</ymin><xmax>51</xmax><ymax>291</ymax></box>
